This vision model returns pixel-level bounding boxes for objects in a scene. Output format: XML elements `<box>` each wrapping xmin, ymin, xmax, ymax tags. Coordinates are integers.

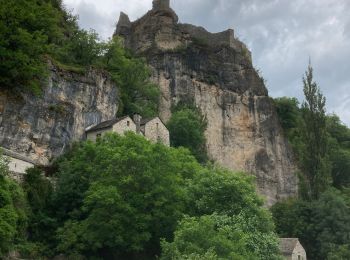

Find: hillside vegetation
<box><xmin>0</xmin><ymin>133</ymin><xmax>282</xmax><ymax>259</ymax></box>
<box><xmin>0</xmin><ymin>0</ymin><xmax>159</xmax><ymax>117</ymax></box>
<box><xmin>272</xmin><ymin>65</ymin><xmax>350</xmax><ymax>260</ymax></box>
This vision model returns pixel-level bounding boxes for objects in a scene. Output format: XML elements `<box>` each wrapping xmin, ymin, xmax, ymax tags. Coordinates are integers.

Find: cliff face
<box><xmin>0</xmin><ymin>62</ymin><xmax>118</xmax><ymax>165</ymax></box>
<box><xmin>116</xmin><ymin>0</ymin><xmax>298</xmax><ymax>205</ymax></box>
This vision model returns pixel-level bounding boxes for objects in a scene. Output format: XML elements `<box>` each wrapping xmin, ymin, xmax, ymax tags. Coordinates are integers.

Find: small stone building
<box><xmin>279</xmin><ymin>238</ymin><xmax>307</xmax><ymax>260</ymax></box>
<box><xmin>2</xmin><ymin>148</ymin><xmax>35</xmax><ymax>181</ymax></box>
<box><xmin>85</xmin><ymin>115</ymin><xmax>170</xmax><ymax>146</ymax></box>
<box><xmin>134</xmin><ymin>115</ymin><xmax>170</xmax><ymax>146</ymax></box>
<box><xmin>86</xmin><ymin>116</ymin><xmax>136</xmax><ymax>142</ymax></box>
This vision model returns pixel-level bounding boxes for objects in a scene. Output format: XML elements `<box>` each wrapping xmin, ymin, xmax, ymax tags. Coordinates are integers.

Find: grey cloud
<box><xmin>63</xmin><ymin>0</ymin><xmax>350</xmax><ymax>126</ymax></box>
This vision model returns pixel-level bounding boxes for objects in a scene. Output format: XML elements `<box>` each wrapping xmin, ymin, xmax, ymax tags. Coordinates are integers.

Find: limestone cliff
<box><xmin>0</xmin><ymin>62</ymin><xmax>118</xmax><ymax>165</ymax></box>
<box><xmin>115</xmin><ymin>0</ymin><xmax>298</xmax><ymax>205</ymax></box>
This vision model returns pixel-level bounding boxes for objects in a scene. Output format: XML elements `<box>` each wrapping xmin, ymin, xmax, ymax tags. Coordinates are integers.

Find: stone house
<box><xmin>279</xmin><ymin>238</ymin><xmax>307</xmax><ymax>260</ymax></box>
<box><xmin>86</xmin><ymin>116</ymin><xmax>136</xmax><ymax>142</ymax></box>
<box><xmin>85</xmin><ymin>115</ymin><xmax>170</xmax><ymax>146</ymax></box>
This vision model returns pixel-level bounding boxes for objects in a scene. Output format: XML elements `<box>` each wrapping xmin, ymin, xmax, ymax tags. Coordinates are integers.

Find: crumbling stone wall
<box><xmin>153</xmin><ymin>0</ymin><xmax>170</xmax><ymax>10</ymax></box>
<box><xmin>179</xmin><ymin>24</ymin><xmax>235</xmax><ymax>48</ymax></box>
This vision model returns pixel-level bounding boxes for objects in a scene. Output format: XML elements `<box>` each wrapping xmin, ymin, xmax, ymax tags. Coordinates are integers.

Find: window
<box><xmin>127</xmin><ymin>121</ymin><xmax>130</xmax><ymax>127</ymax></box>
<box><xmin>96</xmin><ymin>133</ymin><xmax>102</xmax><ymax>139</ymax></box>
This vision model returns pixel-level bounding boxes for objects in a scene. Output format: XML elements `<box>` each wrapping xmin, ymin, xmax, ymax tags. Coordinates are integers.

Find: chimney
<box><xmin>133</xmin><ymin>114</ymin><xmax>142</xmax><ymax>134</ymax></box>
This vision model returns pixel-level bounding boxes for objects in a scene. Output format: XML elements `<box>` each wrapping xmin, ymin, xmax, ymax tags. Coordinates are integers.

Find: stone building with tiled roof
<box><xmin>279</xmin><ymin>238</ymin><xmax>307</xmax><ymax>260</ymax></box>
<box><xmin>85</xmin><ymin>115</ymin><xmax>170</xmax><ymax>146</ymax></box>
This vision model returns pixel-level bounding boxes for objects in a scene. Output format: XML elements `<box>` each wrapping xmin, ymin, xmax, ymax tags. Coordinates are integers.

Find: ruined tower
<box><xmin>153</xmin><ymin>0</ymin><xmax>170</xmax><ymax>10</ymax></box>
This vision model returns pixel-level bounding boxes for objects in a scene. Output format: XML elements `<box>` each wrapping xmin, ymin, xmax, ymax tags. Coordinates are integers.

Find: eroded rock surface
<box><xmin>115</xmin><ymin>0</ymin><xmax>298</xmax><ymax>205</ymax></box>
<box><xmin>0</xmin><ymin>62</ymin><xmax>118</xmax><ymax>165</ymax></box>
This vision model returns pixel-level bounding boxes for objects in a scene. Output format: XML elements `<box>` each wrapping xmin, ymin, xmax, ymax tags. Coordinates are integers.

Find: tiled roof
<box><xmin>86</xmin><ymin>116</ymin><xmax>129</xmax><ymax>133</ymax></box>
<box><xmin>140</xmin><ymin>118</ymin><xmax>154</xmax><ymax>126</ymax></box>
<box><xmin>279</xmin><ymin>238</ymin><xmax>299</xmax><ymax>255</ymax></box>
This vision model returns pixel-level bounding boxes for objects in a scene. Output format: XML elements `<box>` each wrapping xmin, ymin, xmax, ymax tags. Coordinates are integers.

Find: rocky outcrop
<box><xmin>115</xmin><ymin>0</ymin><xmax>298</xmax><ymax>205</ymax></box>
<box><xmin>0</xmin><ymin>62</ymin><xmax>118</xmax><ymax>165</ymax></box>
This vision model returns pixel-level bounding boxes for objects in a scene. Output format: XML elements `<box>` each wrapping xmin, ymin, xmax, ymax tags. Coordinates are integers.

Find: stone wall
<box><xmin>143</xmin><ymin>118</ymin><xmax>170</xmax><ymax>146</ymax></box>
<box><xmin>2</xmin><ymin>148</ymin><xmax>35</xmax><ymax>181</ymax></box>
<box><xmin>179</xmin><ymin>24</ymin><xmax>235</xmax><ymax>48</ymax></box>
<box><xmin>112</xmin><ymin>117</ymin><xmax>137</xmax><ymax>136</ymax></box>
<box><xmin>153</xmin><ymin>0</ymin><xmax>170</xmax><ymax>10</ymax></box>
<box><xmin>291</xmin><ymin>241</ymin><xmax>307</xmax><ymax>260</ymax></box>
<box><xmin>7</xmin><ymin>157</ymin><xmax>34</xmax><ymax>175</ymax></box>
<box><xmin>86</xmin><ymin>127</ymin><xmax>113</xmax><ymax>142</ymax></box>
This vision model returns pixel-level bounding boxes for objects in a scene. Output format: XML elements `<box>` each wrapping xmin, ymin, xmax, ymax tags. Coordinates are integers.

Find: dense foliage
<box><xmin>167</xmin><ymin>105</ymin><xmax>208</xmax><ymax>163</ymax></box>
<box><xmin>0</xmin><ymin>0</ymin><xmax>160</xmax><ymax>117</ymax></box>
<box><xmin>162</xmin><ymin>167</ymin><xmax>281</xmax><ymax>260</ymax></box>
<box><xmin>102</xmin><ymin>38</ymin><xmax>160</xmax><ymax>117</ymax></box>
<box><xmin>161</xmin><ymin>213</ymin><xmax>279</xmax><ymax>260</ymax></box>
<box><xmin>272</xmin><ymin>64</ymin><xmax>350</xmax><ymax>260</ymax></box>
<box><xmin>272</xmin><ymin>190</ymin><xmax>350</xmax><ymax>260</ymax></box>
<box><xmin>0</xmin><ymin>153</ymin><xmax>27</xmax><ymax>257</ymax></box>
<box><xmin>0</xmin><ymin>0</ymin><xmax>81</xmax><ymax>93</ymax></box>
<box><xmin>0</xmin><ymin>134</ymin><xmax>281</xmax><ymax>259</ymax></box>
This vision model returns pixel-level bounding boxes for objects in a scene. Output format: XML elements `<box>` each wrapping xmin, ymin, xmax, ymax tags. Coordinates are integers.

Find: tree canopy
<box><xmin>167</xmin><ymin>106</ymin><xmax>208</xmax><ymax>163</ymax></box>
<box><xmin>0</xmin><ymin>133</ymin><xmax>281</xmax><ymax>259</ymax></box>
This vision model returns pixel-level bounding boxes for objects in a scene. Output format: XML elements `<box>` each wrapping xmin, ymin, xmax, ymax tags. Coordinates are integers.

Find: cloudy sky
<box><xmin>63</xmin><ymin>0</ymin><xmax>350</xmax><ymax>126</ymax></box>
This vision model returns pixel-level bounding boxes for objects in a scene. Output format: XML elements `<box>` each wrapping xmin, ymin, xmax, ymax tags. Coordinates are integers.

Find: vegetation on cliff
<box><xmin>167</xmin><ymin>104</ymin><xmax>208</xmax><ymax>163</ymax></box>
<box><xmin>0</xmin><ymin>0</ymin><xmax>159</xmax><ymax>117</ymax></box>
<box><xmin>0</xmin><ymin>135</ymin><xmax>281</xmax><ymax>259</ymax></box>
<box><xmin>272</xmin><ymin>65</ymin><xmax>350</xmax><ymax>260</ymax></box>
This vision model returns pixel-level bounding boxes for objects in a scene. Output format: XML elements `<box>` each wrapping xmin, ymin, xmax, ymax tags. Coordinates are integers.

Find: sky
<box><xmin>63</xmin><ymin>0</ymin><xmax>350</xmax><ymax>126</ymax></box>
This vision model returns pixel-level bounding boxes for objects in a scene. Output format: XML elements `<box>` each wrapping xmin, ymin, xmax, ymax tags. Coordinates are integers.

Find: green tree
<box><xmin>187</xmin><ymin>166</ymin><xmax>264</xmax><ymax>216</ymax></box>
<box><xmin>22</xmin><ymin>168</ymin><xmax>55</xmax><ymax>246</ymax></box>
<box><xmin>272</xmin><ymin>189</ymin><xmax>350</xmax><ymax>260</ymax></box>
<box><xmin>327</xmin><ymin>244</ymin><xmax>350</xmax><ymax>260</ymax></box>
<box><xmin>167</xmin><ymin>107</ymin><xmax>207</xmax><ymax>162</ymax></box>
<box><xmin>300</xmin><ymin>64</ymin><xmax>331</xmax><ymax>199</ymax></box>
<box><xmin>180</xmin><ymin>166</ymin><xmax>281</xmax><ymax>260</ymax></box>
<box><xmin>0</xmin><ymin>0</ymin><xmax>105</xmax><ymax>94</ymax></box>
<box><xmin>0</xmin><ymin>0</ymin><xmax>53</xmax><ymax>93</ymax></box>
<box><xmin>274</xmin><ymin>97</ymin><xmax>301</xmax><ymax>131</ymax></box>
<box><xmin>0</xmin><ymin>152</ymin><xmax>27</xmax><ymax>257</ymax></box>
<box><xmin>54</xmin><ymin>133</ymin><xmax>200</xmax><ymax>258</ymax></box>
<box><xmin>161</xmin><ymin>214</ymin><xmax>260</xmax><ymax>260</ymax></box>
<box><xmin>54</xmin><ymin>29</ymin><xmax>105</xmax><ymax>67</ymax></box>
<box><xmin>102</xmin><ymin>37</ymin><xmax>160</xmax><ymax>117</ymax></box>
<box><xmin>326</xmin><ymin>115</ymin><xmax>350</xmax><ymax>188</ymax></box>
